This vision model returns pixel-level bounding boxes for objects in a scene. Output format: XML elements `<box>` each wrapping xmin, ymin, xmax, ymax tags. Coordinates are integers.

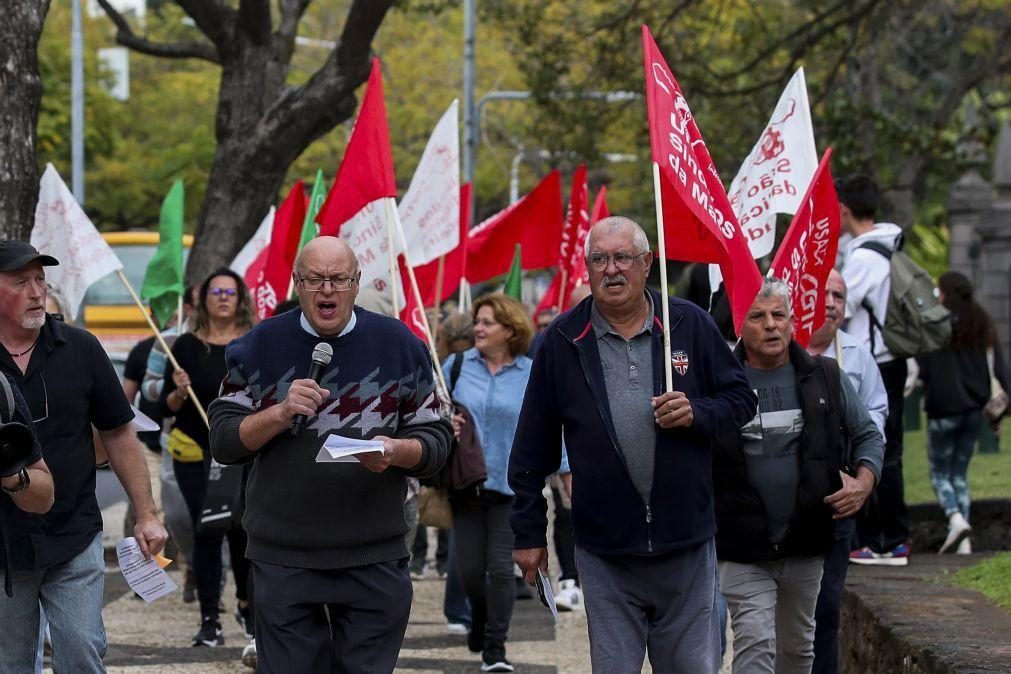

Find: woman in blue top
<box><xmin>444</xmin><ymin>294</ymin><xmax>533</xmax><ymax>673</ymax></box>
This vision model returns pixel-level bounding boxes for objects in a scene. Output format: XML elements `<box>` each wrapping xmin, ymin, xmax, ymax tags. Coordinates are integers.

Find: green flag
<box><xmin>504</xmin><ymin>244</ymin><xmax>522</xmax><ymax>301</ymax></box>
<box><xmin>141</xmin><ymin>180</ymin><xmax>185</xmax><ymax>328</ymax></box>
<box><xmin>298</xmin><ymin>169</ymin><xmax>327</xmax><ymax>252</ymax></box>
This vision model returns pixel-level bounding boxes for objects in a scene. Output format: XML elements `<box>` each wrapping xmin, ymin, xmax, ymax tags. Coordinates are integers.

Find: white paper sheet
<box><xmin>315</xmin><ymin>435</ymin><xmax>387</xmax><ymax>463</ymax></box>
<box><xmin>130</xmin><ymin>405</ymin><xmax>161</xmax><ymax>432</ymax></box>
<box><xmin>536</xmin><ymin>568</ymin><xmax>560</xmax><ymax>624</ymax></box>
<box><xmin>116</xmin><ymin>537</ymin><xmax>177</xmax><ymax>603</ymax></box>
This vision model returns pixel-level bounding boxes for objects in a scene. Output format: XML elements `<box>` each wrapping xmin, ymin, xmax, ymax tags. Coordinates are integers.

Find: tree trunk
<box><xmin>0</xmin><ymin>0</ymin><xmax>51</xmax><ymax>241</ymax></box>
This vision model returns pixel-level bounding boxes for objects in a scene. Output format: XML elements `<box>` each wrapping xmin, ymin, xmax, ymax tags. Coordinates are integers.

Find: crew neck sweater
<box><xmin>208</xmin><ymin>307</ymin><xmax>452</xmax><ymax>569</ymax></box>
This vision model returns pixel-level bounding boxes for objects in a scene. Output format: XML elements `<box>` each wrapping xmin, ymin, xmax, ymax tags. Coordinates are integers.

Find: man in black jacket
<box><xmin>716</xmin><ymin>278</ymin><xmax>883</xmax><ymax>673</ymax></box>
<box><xmin>510</xmin><ymin>217</ymin><xmax>757</xmax><ymax>673</ymax></box>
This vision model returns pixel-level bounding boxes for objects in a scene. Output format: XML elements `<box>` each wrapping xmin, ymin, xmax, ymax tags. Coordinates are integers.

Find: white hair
<box><xmin>756</xmin><ymin>277</ymin><xmax>793</xmax><ymax>317</ymax></box>
<box><xmin>584</xmin><ymin>216</ymin><xmax>651</xmax><ymax>257</ymax></box>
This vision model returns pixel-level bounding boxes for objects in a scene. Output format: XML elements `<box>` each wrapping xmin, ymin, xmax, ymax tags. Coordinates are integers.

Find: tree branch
<box><xmin>95</xmin><ymin>0</ymin><xmax>220</xmax><ymax>63</ymax></box>
<box><xmin>274</xmin><ymin>0</ymin><xmax>312</xmax><ymax>64</ymax></box>
<box><xmin>238</xmin><ymin>0</ymin><xmax>272</xmax><ymax>46</ymax></box>
<box><xmin>176</xmin><ymin>0</ymin><xmax>236</xmax><ymax>51</ymax></box>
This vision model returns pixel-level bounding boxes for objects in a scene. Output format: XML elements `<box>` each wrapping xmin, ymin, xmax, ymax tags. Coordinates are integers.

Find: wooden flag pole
<box><xmin>651</xmin><ymin>162</ymin><xmax>674</xmax><ymax>393</ymax></box>
<box><xmin>389</xmin><ymin>206</ymin><xmax>450</xmax><ymax>401</ymax></box>
<box><xmin>432</xmin><ymin>255</ymin><xmax>446</xmax><ymax>341</ymax></box>
<box><xmin>384</xmin><ymin>198</ymin><xmax>400</xmax><ymax>315</ymax></box>
<box><xmin>556</xmin><ymin>268</ymin><xmax>568</xmax><ymax>313</ymax></box>
<box><xmin>116</xmin><ymin>270</ymin><xmax>209</xmax><ymax>428</ymax></box>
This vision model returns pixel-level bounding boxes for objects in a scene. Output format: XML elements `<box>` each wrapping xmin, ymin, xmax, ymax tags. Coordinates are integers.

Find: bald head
<box><xmin>584</xmin><ymin>216</ymin><xmax>650</xmax><ymax>257</ymax></box>
<box><xmin>296</xmin><ymin>236</ymin><xmax>359</xmax><ymax>277</ymax></box>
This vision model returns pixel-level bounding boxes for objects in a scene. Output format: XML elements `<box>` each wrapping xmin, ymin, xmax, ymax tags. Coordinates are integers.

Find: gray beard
<box><xmin>22</xmin><ymin>314</ymin><xmax>45</xmax><ymax>330</ymax></box>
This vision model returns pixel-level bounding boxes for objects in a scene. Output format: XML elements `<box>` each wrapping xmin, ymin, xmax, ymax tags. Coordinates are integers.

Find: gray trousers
<box><xmin>719</xmin><ymin>556</ymin><xmax>824</xmax><ymax>674</ymax></box>
<box><xmin>576</xmin><ymin>540</ymin><xmax>721</xmax><ymax>674</ymax></box>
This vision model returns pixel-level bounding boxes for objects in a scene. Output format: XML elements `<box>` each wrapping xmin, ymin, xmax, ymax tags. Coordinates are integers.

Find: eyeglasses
<box><xmin>296</xmin><ymin>275</ymin><xmax>357</xmax><ymax>292</ymax></box>
<box><xmin>587</xmin><ymin>252</ymin><xmax>648</xmax><ymax>272</ymax></box>
<box><xmin>208</xmin><ymin>287</ymin><xmax>238</xmax><ymax>297</ymax></box>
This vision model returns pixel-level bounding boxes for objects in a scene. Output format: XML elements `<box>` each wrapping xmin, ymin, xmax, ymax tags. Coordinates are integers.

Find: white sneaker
<box><xmin>446</xmin><ymin>622</ymin><xmax>469</xmax><ymax>635</ymax></box>
<box><xmin>940</xmin><ymin>512</ymin><xmax>971</xmax><ymax>553</ymax></box>
<box><xmin>956</xmin><ymin>537</ymin><xmax>972</xmax><ymax>554</ymax></box>
<box><xmin>241</xmin><ymin>639</ymin><xmax>256</xmax><ymax>669</ymax></box>
<box><xmin>554</xmin><ymin>579</ymin><xmax>583</xmax><ymax>612</ymax></box>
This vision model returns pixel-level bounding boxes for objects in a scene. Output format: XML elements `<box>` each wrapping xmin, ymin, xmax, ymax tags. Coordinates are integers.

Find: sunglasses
<box><xmin>208</xmin><ymin>287</ymin><xmax>238</xmax><ymax>297</ymax></box>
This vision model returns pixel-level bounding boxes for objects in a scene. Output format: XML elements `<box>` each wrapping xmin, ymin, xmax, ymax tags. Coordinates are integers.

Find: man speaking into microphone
<box><xmin>209</xmin><ymin>236</ymin><xmax>451</xmax><ymax>674</ymax></box>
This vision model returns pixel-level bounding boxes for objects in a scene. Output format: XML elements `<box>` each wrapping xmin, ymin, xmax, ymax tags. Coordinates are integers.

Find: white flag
<box><xmin>230</xmin><ymin>206</ymin><xmax>275</xmax><ymax>277</ymax></box>
<box><xmin>340</xmin><ymin>198</ymin><xmax>401</xmax><ymax>303</ymax></box>
<box><xmin>728</xmin><ymin>68</ymin><xmax>818</xmax><ymax>258</ymax></box>
<box><xmin>397</xmin><ymin>100</ymin><xmax>460</xmax><ymax>266</ymax></box>
<box><xmin>31</xmin><ymin>164</ymin><xmax>123</xmax><ymax>320</ymax></box>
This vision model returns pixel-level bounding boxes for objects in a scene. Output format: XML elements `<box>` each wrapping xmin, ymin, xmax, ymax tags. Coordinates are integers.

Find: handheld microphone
<box><xmin>292</xmin><ymin>342</ymin><xmax>334</xmax><ymax>436</ymax></box>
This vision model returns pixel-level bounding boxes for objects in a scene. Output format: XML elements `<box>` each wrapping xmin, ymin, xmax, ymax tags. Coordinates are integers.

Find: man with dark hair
<box><xmin>510</xmin><ymin>217</ymin><xmax>756</xmax><ymax>672</ymax></box>
<box><xmin>0</xmin><ymin>240</ymin><xmax>166</xmax><ymax>672</ymax></box>
<box><xmin>836</xmin><ymin>174</ymin><xmax>911</xmax><ymax>566</ymax></box>
<box><xmin>209</xmin><ymin>236</ymin><xmax>451</xmax><ymax>673</ymax></box>
<box><xmin>717</xmin><ymin>278</ymin><xmax>882</xmax><ymax>673</ymax></box>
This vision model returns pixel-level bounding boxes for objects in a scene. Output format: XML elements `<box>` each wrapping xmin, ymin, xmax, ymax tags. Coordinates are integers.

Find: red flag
<box><xmin>769</xmin><ymin>149</ymin><xmax>840</xmax><ymax>348</ymax></box>
<box><xmin>398</xmin><ymin>255</ymin><xmax>428</xmax><ymax>343</ymax></box>
<box><xmin>535</xmin><ymin>167</ymin><xmax>590</xmax><ymax>316</ymax></box>
<box><xmin>642</xmin><ymin>25</ymin><xmax>761</xmax><ymax>333</ymax></box>
<box><xmin>249</xmin><ymin>181</ymin><xmax>307</xmax><ymax>320</ymax></box>
<box><xmin>590</xmin><ymin>185</ymin><xmax>610</xmax><ymax>224</ymax></box>
<box><xmin>317</xmin><ymin>58</ymin><xmax>396</xmax><ymax>232</ymax></box>
<box><xmin>466</xmin><ymin>171</ymin><xmax>563</xmax><ymax>283</ymax></box>
<box><xmin>414</xmin><ymin>183</ymin><xmax>472</xmax><ymax>306</ymax></box>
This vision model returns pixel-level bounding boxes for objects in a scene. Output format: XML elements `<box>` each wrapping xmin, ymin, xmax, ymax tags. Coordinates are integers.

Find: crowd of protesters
<box><xmin>0</xmin><ymin>172</ymin><xmax>1005</xmax><ymax>674</ymax></box>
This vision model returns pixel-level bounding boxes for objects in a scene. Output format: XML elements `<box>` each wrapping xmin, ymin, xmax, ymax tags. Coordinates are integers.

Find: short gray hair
<box><xmin>755</xmin><ymin>277</ymin><xmax>793</xmax><ymax>317</ymax></box>
<box><xmin>584</xmin><ymin>216</ymin><xmax>651</xmax><ymax>257</ymax></box>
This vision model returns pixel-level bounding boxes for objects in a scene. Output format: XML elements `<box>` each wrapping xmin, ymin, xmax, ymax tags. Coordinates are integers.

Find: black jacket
<box><xmin>917</xmin><ymin>345</ymin><xmax>1008</xmax><ymax>418</ymax></box>
<box><xmin>714</xmin><ymin>342</ymin><xmax>845</xmax><ymax>563</ymax></box>
<box><xmin>508</xmin><ymin>290</ymin><xmax>757</xmax><ymax>557</ymax></box>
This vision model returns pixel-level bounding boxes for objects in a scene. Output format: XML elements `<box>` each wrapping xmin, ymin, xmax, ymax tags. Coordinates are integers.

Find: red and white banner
<box><xmin>398</xmin><ymin>100</ymin><xmax>460</xmax><ymax>267</ymax></box>
<box><xmin>231</xmin><ymin>207</ymin><xmax>275</xmax><ymax>278</ymax></box>
<box><xmin>466</xmin><ymin>171</ymin><xmax>563</xmax><ymax>283</ymax></box>
<box><xmin>642</xmin><ymin>25</ymin><xmax>761</xmax><ymax>332</ymax></box>
<box><xmin>413</xmin><ymin>183</ymin><xmax>472</xmax><ymax>307</ymax></box>
<box><xmin>769</xmin><ymin>149</ymin><xmax>840</xmax><ymax>348</ymax></box>
<box><xmin>248</xmin><ymin>181</ymin><xmax>306</xmax><ymax>320</ymax></box>
<box><xmin>535</xmin><ymin>166</ymin><xmax>590</xmax><ymax>316</ymax></box>
<box><xmin>398</xmin><ymin>255</ymin><xmax>427</xmax><ymax>343</ymax></box>
<box><xmin>317</xmin><ymin>57</ymin><xmax>399</xmax><ymax>296</ymax></box>
<box><xmin>31</xmin><ymin>163</ymin><xmax>123</xmax><ymax>320</ymax></box>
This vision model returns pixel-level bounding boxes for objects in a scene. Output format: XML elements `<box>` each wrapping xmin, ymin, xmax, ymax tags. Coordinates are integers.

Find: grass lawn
<box><xmin>902</xmin><ymin>413</ymin><xmax>1011</xmax><ymax>505</ymax></box>
<box><xmin>952</xmin><ymin>552</ymin><xmax>1011</xmax><ymax>612</ymax></box>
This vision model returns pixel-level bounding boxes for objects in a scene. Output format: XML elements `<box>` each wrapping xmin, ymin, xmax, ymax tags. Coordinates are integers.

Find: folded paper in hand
<box><xmin>315</xmin><ymin>434</ymin><xmax>386</xmax><ymax>463</ymax></box>
<box><xmin>116</xmin><ymin>537</ymin><xmax>177</xmax><ymax>602</ymax></box>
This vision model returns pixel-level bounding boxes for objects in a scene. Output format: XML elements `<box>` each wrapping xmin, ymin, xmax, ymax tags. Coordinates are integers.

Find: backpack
<box><xmin>858</xmin><ymin>241</ymin><xmax>951</xmax><ymax>358</ymax></box>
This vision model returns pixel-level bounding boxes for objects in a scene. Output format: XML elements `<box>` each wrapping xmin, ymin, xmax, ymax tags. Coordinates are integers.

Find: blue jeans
<box><xmin>443</xmin><ymin>531</ymin><xmax>472</xmax><ymax>627</ymax></box>
<box><xmin>926</xmin><ymin>410</ymin><xmax>981</xmax><ymax>518</ymax></box>
<box><xmin>0</xmin><ymin>532</ymin><xmax>106</xmax><ymax>673</ymax></box>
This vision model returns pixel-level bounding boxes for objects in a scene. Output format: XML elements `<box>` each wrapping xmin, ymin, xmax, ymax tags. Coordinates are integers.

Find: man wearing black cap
<box><xmin>0</xmin><ymin>240</ymin><xmax>167</xmax><ymax>673</ymax></box>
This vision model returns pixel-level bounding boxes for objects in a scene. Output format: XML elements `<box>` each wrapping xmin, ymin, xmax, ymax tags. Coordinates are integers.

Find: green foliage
<box><xmin>952</xmin><ymin>552</ymin><xmax>1011</xmax><ymax>613</ymax></box>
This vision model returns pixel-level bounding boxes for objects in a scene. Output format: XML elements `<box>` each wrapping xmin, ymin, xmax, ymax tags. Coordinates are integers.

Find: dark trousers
<box><xmin>443</xmin><ymin>531</ymin><xmax>472</xmax><ymax>626</ymax></box>
<box><xmin>552</xmin><ymin>487</ymin><xmax>578</xmax><ymax>582</ymax></box>
<box><xmin>812</xmin><ymin>519</ymin><xmax>855</xmax><ymax>674</ymax></box>
<box><xmin>411</xmin><ymin>525</ymin><xmax>449</xmax><ymax>567</ymax></box>
<box><xmin>857</xmin><ymin>358</ymin><xmax>909</xmax><ymax>552</ymax></box>
<box><xmin>174</xmin><ymin>459</ymin><xmax>250</xmax><ymax>621</ymax></box>
<box><xmin>450</xmin><ymin>489</ymin><xmax>516</xmax><ymax>647</ymax></box>
<box><xmin>252</xmin><ymin>559</ymin><xmax>412</xmax><ymax>674</ymax></box>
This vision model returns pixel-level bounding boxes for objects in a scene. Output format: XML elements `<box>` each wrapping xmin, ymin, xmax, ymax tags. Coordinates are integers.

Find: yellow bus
<box><xmin>82</xmin><ymin>231</ymin><xmax>193</xmax><ymax>358</ymax></box>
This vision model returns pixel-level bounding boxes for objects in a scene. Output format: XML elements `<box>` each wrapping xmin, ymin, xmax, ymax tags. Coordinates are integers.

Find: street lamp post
<box><xmin>71</xmin><ymin>0</ymin><xmax>85</xmax><ymax>205</ymax></box>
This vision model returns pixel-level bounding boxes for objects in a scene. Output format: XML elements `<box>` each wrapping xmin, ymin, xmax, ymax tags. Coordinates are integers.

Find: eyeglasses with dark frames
<box><xmin>295</xmin><ymin>275</ymin><xmax>357</xmax><ymax>292</ymax></box>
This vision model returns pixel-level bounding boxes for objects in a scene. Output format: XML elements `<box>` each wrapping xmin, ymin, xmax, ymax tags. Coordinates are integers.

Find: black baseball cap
<box><xmin>0</xmin><ymin>241</ymin><xmax>59</xmax><ymax>272</ymax></box>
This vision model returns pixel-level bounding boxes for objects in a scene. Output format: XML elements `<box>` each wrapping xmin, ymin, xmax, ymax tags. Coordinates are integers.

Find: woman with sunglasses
<box><xmin>161</xmin><ymin>268</ymin><xmax>256</xmax><ymax>648</ymax></box>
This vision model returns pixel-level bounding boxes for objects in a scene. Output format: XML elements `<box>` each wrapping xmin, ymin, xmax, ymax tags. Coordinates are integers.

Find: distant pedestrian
<box><xmin>917</xmin><ymin>271</ymin><xmax>1007</xmax><ymax>554</ymax></box>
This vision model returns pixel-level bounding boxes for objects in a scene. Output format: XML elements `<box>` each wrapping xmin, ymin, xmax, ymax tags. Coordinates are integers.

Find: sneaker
<box><xmin>940</xmin><ymin>512</ymin><xmax>972</xmax><ymax>553</ymax></box>
<box><xmin>956</xmin><ymin>537</ymin><xmax>972</xmax><ymax>554</ymax></box>
<box><xmin>481</xmin><ymin>644</ymin><xmax>514</xmax><ymax>672</ymax></box>
<box><xmin>554</xmin><ymin>579</ymin><xmax>583</xmax><ymax>612</ymax></box>
<box><xmin>241</xmin><ymin>639</ymin><xmax>257</xmax><ymax>669</ymax></box>
<box><xmin>849</xmin><ymin>543</ymin><xmax>910</xmax><ymax>567</ymax></box>
<box><xmin>410</xmin><ymin>559</ymin><xmax>427</xmax><ymax>579</ymax></box>
<box><xmin>192</xmin><ymin>617</ymin><xmax>224</xmax><ymax>647</ymax></box>
<box><xmin>446</xmin><ymin>622</ymin><xmax>469</xmax><ymax>635</ymax></box>
<box><xmin>183</xmin><ymin>568</ymin><xmax>197</xmax><ymax>604</ymax></box>
<box><xmin>235</xmin><ymin>603</ymin><xmax>254</xmax><ymax>640</ymax></box>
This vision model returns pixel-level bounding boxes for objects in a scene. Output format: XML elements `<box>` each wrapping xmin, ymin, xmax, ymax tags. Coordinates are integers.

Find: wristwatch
<box><xmin>2</xmin><ymin>468</ymin><xmax>30</xmax><ymax>496</ymax></box>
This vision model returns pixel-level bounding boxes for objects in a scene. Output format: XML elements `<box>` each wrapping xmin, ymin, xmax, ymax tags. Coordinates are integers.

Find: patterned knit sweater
<box><xmin>208</xmin><ymin>307</ymin><xmax>452</xmax><ymax>569</ymax></box>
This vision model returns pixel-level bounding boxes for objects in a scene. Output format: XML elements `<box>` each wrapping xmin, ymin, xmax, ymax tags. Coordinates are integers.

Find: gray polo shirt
<box><xmin>590</xmin><ymin>295</ymin><xmax>657</xmax><ymax>504</ymax></box>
